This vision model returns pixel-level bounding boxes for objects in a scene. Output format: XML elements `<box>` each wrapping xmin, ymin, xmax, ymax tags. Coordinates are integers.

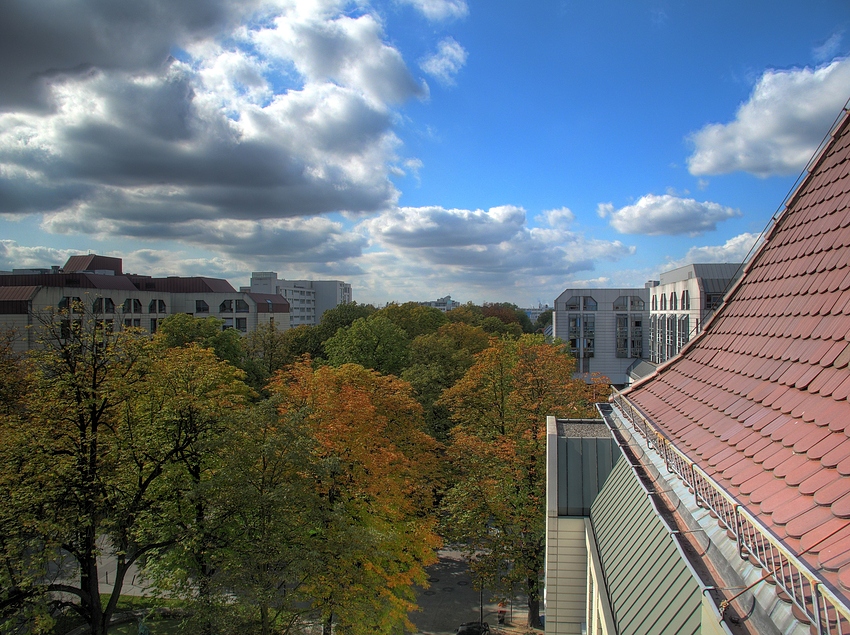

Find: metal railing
<box><xmin>611</xmin><ymin>392</ymin><xmax>850</xmax><ymax>634</ymax></box>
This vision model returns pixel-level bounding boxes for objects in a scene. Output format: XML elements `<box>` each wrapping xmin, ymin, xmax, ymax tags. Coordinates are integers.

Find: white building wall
<box><xmin>552</xmin><ymin>288</ymin><xmax>649</xmax><ymax>386</ymax></box>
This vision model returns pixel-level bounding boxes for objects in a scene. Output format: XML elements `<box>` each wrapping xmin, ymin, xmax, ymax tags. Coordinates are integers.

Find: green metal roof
<box><xmin>590</xmin><ymin>456</ymin><xmax>702</xmax><ymax>635</ymax></box>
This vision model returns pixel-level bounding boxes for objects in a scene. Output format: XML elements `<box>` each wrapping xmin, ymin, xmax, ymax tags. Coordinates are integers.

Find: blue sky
<box><xmin>1</xmin><ymin>0</ymin><xmax>849</xmax><ymax>307</ymax></box>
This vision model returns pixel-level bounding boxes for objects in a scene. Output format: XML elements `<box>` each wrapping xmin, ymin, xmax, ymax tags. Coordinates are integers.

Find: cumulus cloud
<box><xmin>420</xmin><ymin>38</ymin><xmax>468</xmax><ymax>85</ymax></box>
<box><xmin>664</xmin><ymin>232</ymin><xmax>762</xmax><ymax>270</ymax></box>
<box><xmin>397</xmin><ymin>0</ymin><xmax>469</xmax><ymax>21</ymax></box>
<box><xmin>359</xmin><ymin>205</ymin><xmax>634</xmax><ymax>293</ymax></box>
<box><xmin>687</xmin><ymin>58</ymin><xmax>850</xmax><ymax>177</ymax></box>
<box><xmin>599</xmin><ymin>194</ymin><xmax>741</xmax><ymax>236</ymax></box>
<box><xmin>0</xmin><ymin>1</ymin><xmax>440</xmax><ymax>238</ymax></box>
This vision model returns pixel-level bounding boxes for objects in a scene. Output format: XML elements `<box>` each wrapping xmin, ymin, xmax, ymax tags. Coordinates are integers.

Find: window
<box><xmin>669</xmin><ymin>292</ymin><xmax>677</xmax><ymax>311</ymax></box>
<box><xmin>565</xmin><ymin>296</ymin><xmax>581</xmax><ymax>311</ymax></box>
<box><xmin>583</xmin><ymin>296</ymin><xmax>597</xmax><ymax>311</ymax></box>
<box><xmin>706</xmin><ymin>293</ymin><xmax>723</xmax><ymax>310</ymax></box>
<box><xmin>631</xmin><ymin>318</ymin><xmax>643</xmax><ymax>358</ymax></box>
<box><xmin>222</xmin><ymin>318</ymin><xmax>234</xmax><ymax>330</ymax></box>
<box><xmin>236</xmin><ymin>299</ymin><xmax>250</xmax><ymax>313</ymax></box>
<box><xmin>651</xmin><ymin>295</ymin><xmax>657</xmax><ymax>311</ymax></box>
<box><xmin>681</xmin><ymin>290</ymin><xmax>690</xmax><ymax>310</ymax></box>
<box><xmin>149</xmin><ymin>299</ymin><xmax>166</xmax><ymax>313</ymax></box>
<box><xmin>59</xmin><ymin>296</ymin><xmax>82</xmax><ymax>313</ymax></box>
<box><xmin>92</xmin><ymin>297</ymin><xmax>115</xmax><ymax>314</ymax></box>
<box><xmin>613</xmin><ymin>296</ymin><xmax>628</xmax><ymax>311</ymax></box>
<box><xmin>660</xmin><ymin>294</ymin><xmax>667</xmax><ymax>311</ymax></box>
<box><xmin>196</xmin><ymin>300</ymin><xmax>210</xmax><ymax>313</ymax></box>
<box><xmin>235</xmin><ymin>317</ymin><xmax>247</xmax><ymax>332</ymax></box>
<box><xmin>630</xmin><ymin>297</ymin><xmax>645</xmax><ymax>311</ymax></box>
<box><xmin>124</xmin><ymin>318</ymin><xmax>141</xmax><ymax>328</ymax></box>
<box><xmin>219</xmin><ymin>300</ymin><xmax>233</xmax><ymax>313</ymax></box>
<box><xmin>616</xmin><ymin>314</ymin><xmax>629</xmax><ymax>358</ymax></box>
<box><xmin>122</xmin><ymin>298</ymin><xmax>142</xmax><ymax>313</ymax></box>
<box><xmin>150</xmin><ymin>318</ymin><xmax>158</xmax><ymax>333</ymax></box>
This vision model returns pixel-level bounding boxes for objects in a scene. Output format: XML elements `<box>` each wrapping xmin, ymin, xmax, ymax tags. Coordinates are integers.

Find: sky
<box><xmin>1</xmin><ymin>0</ymin><xmax>849</xmax><ymax>307</ymax></box>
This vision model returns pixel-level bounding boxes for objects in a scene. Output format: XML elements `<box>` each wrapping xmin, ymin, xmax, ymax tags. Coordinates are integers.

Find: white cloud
<box><xmin>537</xmin><ymin>207</ymin><xmax>576</xmax><ymax>229</ymax></box>
<box><xmin>397</xmin><ymin>0</ymin><xmax>469</xmax><ymax>21</ymax></box>
<box><xmin>420</xmin><ymin>38</ymin><xmax>468</xmax><ymax>86</ymax></box>
<box><xmin>687</xmin><ymin>58</ymin><xmax>850</xmax><ymax>177</ymax></box>
<box><xmin>358</xmin><ymin>205</ymin><xmax>634</xmax><ymax>296</ymax></box>
<box><xmin>600</xmin><ymin>194</ymin><xmax>741</xmax><ymax>236</ymax></box>
<box><xmin>664</xmin><ymin>232</ymin><xmax>762</xmax><ymax>270</ymax></box>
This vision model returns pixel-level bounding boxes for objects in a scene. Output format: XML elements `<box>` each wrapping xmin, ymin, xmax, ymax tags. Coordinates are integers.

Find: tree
<box><xmin>269</xmin><ymin>361</ymin><xmax>441</xmax><ymax>635</ymax></box>
<box><xmin>376</xmin><ymin>302</ymin><xmax>448</xmax><ymax>338</ymax></box>
<box><xmin>324</xmin><ymin>315</ymin><xmax>410</xmax><ymax>377</ymax></box>
<box><xmin>311</xmin><ymin>302</ymin><xmax>376</xmax><ymax>353</ymax></box>
<box><xmin>401</xmin><ymin>323</ymin><xmax>491</xmax><ymax>440</ymax></box>
<box><xmin>533</xmin><ymin>309</ymin><xmax>553</xmax><ymax>332</ymax></box>
<box><xmin>438</xmin><ymin>335</ymin><xmax>608</xmax><ymax>627</ymax></box>
<box><xmin>156</xmin><ymin>313</ymin><xmax>244</xmax><ymax>366</ymax></box>
<box><xmin>242</xmin><ymin>322</ymin><xmax>296</xmax><ymax>390</ymax></box>
<box><xmin>132</xmin><ymin>345</ymin><xmax>252</xmax><ymax>634</ymax></box>
<box><xmin>446</xmin><ymin>303</ymin><xmax>483</xmax><ymax>326</ymax></box>
<box><xmin>0</xmin><ymin>307</ymin><xmax>250</xmax><ymax>635</ymax></box>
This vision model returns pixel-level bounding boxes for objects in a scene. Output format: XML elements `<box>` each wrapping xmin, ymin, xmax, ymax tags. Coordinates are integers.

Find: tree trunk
<box><xmin>526</xmin><ymin>577</ymin><xmax>543</xmax><ymax>629</ymax></box>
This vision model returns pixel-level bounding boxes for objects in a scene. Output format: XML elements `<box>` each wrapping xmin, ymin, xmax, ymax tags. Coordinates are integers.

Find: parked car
<box><xmin>455</xmin><ymin>622</ymin><xmax>490</xmax><ymax>635</ymax></box>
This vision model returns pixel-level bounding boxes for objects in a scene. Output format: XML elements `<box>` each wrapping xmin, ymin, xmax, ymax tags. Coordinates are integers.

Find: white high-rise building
<box><xmin>248</xmin><ymin>272</ymin><xmax>352</xmax><ymax>327</ymax></box>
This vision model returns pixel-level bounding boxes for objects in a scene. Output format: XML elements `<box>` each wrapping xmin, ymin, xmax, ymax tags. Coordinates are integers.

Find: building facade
<box><xmin>552</xmin><ymin>288</ymin><xmax>650</xmax><ymax>385</ymax></box>
<box><xmin>0</xmin><ymin>255</ymin><xmax>290</xmax><ymax>352</ymax></box>
<box><xmin>418</xmin><ymin>295</ymin><xmax>462</xmax><ymax>312</ymax></box>
<box><xmin>648</xmin><ymin>263</ymin><xmax>742</xmax><ymax>364</ymax></box>
<box><xmin>247</xmin><ymin>272</ymin><xmax>352</xmax><ymax>327</ymax></box>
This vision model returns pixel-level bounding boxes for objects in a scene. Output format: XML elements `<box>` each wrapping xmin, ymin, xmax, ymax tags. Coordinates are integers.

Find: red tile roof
<box><xmin>623</xmin><ymin>108</ymin><xmax>850</xmax><ymax>599</ymax></box>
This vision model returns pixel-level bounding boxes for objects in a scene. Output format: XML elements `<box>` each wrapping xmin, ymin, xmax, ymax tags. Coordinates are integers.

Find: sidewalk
<box><xmin>408</xmin><ymin>549</ymin><xmax>543</xmax><ymax>635</ymax></box>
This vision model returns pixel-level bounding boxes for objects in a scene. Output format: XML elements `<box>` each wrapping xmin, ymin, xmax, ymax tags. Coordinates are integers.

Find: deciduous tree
<box><xmin>269</xmin><ymin>361</ymin><xmax>441</xmax><ymax>635</ymax></box>
<box><xmin>438</xmin><ymin>335</ymin><xmax>609</xmax><ymax>627</ymax></box>
<box><xmin>324</xmin><ymin>315</ymin><xmax>410</xmax><ymax>377</ymax></box>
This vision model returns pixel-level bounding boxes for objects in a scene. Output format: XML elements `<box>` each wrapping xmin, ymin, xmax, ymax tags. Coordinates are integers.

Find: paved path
<box><xmin>408</xmin><ymin>549</ymin><xmax>539</xmax><ymax>635</ymax></box>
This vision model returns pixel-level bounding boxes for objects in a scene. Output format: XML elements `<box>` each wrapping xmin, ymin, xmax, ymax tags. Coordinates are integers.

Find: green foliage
<box><xmin>0</xmin><ymin>308</ymin><xmax>251</xmax><ymax>635</ymax></box>
<box><xmin>480</xmin><ymin>316</ymin><xmax>523</xmax><ymax>338</ymax></box>
<box><xmin>401</xmin><ymin>323</ymin><xmax>491</xmax><ymax>440</ymax></box>
<box><xmin>324</xmin><ymin>315</ymin><xmax>410</xmax><ymax>376</ymax></box>
<box><xmin>312</xmin><ymin>302</ymin><xmax>376</xmax><ymax>350</ymax></box>
<box><xmin>376</xmin><ymin>302</ymin><xmax>449</xmax><ymax>338</ymax></box>
<box><xmin>156</xmin><ymin>313</ymin><xmax>244</xmax><ymax>366</ymax></box>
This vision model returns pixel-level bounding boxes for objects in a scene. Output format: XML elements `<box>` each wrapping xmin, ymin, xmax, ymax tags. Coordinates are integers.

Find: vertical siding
<box><xmin>557</xmin><ymin>437</ymin><xmax>620</xmax><ymax>516</ymax></box>
<box><xmin>589</xmin><ymin>458</ymin><xmax>702</xmax><ymax>635</ymax></box>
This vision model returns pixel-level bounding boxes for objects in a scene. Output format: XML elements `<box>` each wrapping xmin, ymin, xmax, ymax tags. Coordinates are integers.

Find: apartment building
<box><xmin>247</xmin><ymin>272</ymin><xmax>352</xmax><ymax>327</ymax></box>
<box><xmin>0</xmin><ymin>254</ymin><xmax>290</xmax><ymax>352</ymax></box>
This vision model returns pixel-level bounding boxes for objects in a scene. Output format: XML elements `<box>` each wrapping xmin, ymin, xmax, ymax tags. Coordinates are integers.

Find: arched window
<box><xmin>660</xmin><ymin>294</ymin><xmax>667</xmax><ymax>311</ymax></box>
<box><xmin>670</xmin><ymin>292</ymin><xmax>677</xmax><ymax>311</ymax></box>
<box><xmin>682</xmin><ymin>290</ymin><xmax>690</xmax><ymax>310</ymax></box>
<box><xmin>651</xmin><ymin>295</ymin><xmax>657</xmax><ymax>311</ymax></box>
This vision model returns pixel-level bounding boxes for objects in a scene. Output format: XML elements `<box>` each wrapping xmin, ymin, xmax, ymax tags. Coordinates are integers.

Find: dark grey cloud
<box><xmin>0</xmin><ymin>0</ymin><xmax>256</xmax><ymax>112</ymax></box>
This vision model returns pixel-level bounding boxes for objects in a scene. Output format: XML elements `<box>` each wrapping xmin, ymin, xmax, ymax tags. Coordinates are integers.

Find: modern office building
<box><xmin>0</xmin><ymin>254</ymin><xmax>290</xmax><ymax>352</ymax></box>
<box><xmin>648</xmin><ymin>263</ymin><xmax>743</xmax><ymax>364</ymax></box>
<box><xmin>551</xmin><ymin>288</ymin><xmax>650</xmax><ymax>385</ymax></box>
<box><xmin>544</xmin><ymin>105</ymin><xmax>850</xmax><ymax>635</ymax></box>
<box><xmin>247</xmin><ymin>272</ymin><xmax>352</xmax><ymax>327</ymax></box>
